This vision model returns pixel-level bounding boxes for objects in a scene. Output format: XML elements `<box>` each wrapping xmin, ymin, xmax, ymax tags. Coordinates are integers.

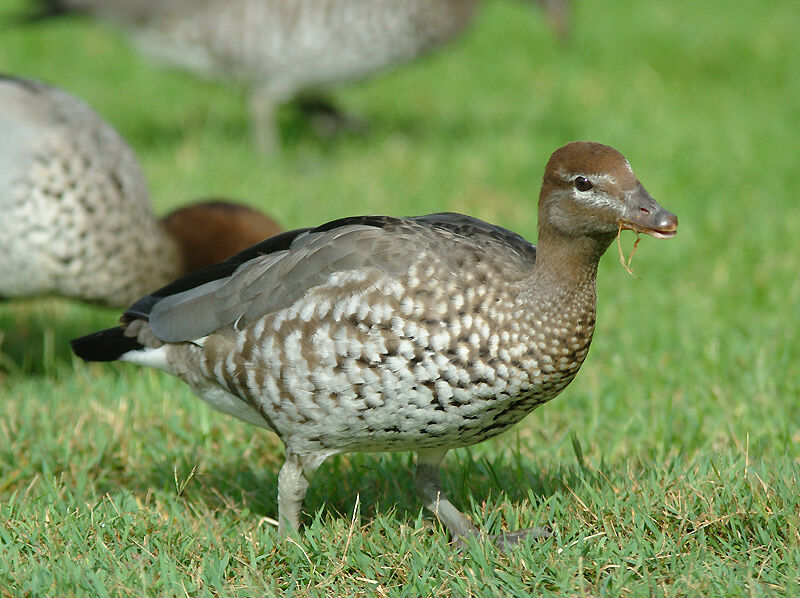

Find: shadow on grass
<box><xmin>0</xmin><ymin>298</ymin><xmax>118</xmax><ymax>376</ymax></box>
<box><xmin>116</xmin><ymin>446</ymin><xmax>603</xmax><ymax>530</ymax></box>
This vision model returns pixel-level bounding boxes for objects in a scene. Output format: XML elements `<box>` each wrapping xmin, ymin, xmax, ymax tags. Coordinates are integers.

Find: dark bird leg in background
<box><xmin>295</xmin><ymin>94</ymin><xmax>370</xmax><ymax>140</ymax></box>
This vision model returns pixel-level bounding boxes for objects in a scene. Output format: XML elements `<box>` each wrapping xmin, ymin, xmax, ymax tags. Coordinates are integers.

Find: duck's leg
<box><xmin>415</xmin><ymin>448</ymin><xmax>480</xmax><ymax>538</ymax></box>
<box><xmin>249</xmin><ymin>85</ymin><xmax>281</xmax><ymax>155</ymax></box>
<box><xmin>414</xmin><ymin>448</ymin><xmax>551</xmax><ymax>550</ymax></box>
<box><xmin>277</xmin><ymin>451</ymin><xmax>327</xmax><ymax>537</ymax></box>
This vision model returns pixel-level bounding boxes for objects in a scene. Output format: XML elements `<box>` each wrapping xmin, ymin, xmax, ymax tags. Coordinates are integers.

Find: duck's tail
<box><xmin>70</xmin><ymin>327</ymin><xmax>144</xmax><ymax>363</ymax></box>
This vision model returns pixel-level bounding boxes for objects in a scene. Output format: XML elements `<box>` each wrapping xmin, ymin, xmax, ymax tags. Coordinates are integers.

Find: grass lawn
<box><xmin>1</xmin><ymin>0</ymin><xmax>799</xmax><ymax>594</ymax></box>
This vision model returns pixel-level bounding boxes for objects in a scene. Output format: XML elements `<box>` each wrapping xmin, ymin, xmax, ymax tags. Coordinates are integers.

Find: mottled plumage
<box><xmin>24</xmin><ymin>0</ymin><xmax>569</xmax><ymax>152</ymax></box>
<box><xmin>72</xmin><ymin>142</ymin><xmax>678</xmax><ymax>547</ymax></box>
<box><xmin>0</xmin><ymin>75</ymin><xmax>281</xmax><ymax>306</ymax></box>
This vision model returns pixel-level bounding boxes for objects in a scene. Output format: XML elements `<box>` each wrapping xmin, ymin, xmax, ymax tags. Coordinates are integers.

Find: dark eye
<box><xmin>574</xmin><ymin>176</ymin><xmax>593</xmax><ymax>192</ymax></box>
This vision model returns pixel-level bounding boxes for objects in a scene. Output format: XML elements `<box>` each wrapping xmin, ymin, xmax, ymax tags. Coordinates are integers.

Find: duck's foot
<box><xmin>414</xmin><ymin>449</ymin><xmax>552</xmax><ymax>554</ymax></box>
<box><xmin>454</xmin><ymin>525</ymin><xmax>552</xmax><ymax>552</ymax></box>
<box><xmin>295</xmin><ymin>96</ymin><xmax>369</xmax><ymax>139</ymax></box>
<box><xmin>491</xmin><ymin>525</ymin><xmax>552</xmax><ymax>549</ymax></box>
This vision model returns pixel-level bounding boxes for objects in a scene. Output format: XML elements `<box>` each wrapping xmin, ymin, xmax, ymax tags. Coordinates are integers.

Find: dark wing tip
<box><xmin>122</xmin><ymin>296</ymin><xmax>161</xmax><ymax>322</ymax></box>
<box><xmin>71</xmin><ymin>326</ymin><xmax>143</xmax><ymax>362</ymax></box>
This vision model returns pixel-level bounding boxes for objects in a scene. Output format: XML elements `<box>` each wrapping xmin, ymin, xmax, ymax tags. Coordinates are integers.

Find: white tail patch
<box><xmin>119</xmin><ymin>345</ymin><xmax>172</xmax><ymax>372</ymax></box>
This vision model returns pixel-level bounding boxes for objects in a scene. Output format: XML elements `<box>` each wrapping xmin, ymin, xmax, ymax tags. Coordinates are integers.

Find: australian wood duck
<box><xmin>24</xmin><ymin>0</ymin><xmax>569</xmax><ymax>153</ymax></box>
<box><xmin>0</xmin><ymin>75</ymin><xmax>281</xmax><ymax>307</ymax></box>
<box><xmin>71</xmin><ymin>141</ymin><xmax>677</xmax><ymax>547</ymax></box>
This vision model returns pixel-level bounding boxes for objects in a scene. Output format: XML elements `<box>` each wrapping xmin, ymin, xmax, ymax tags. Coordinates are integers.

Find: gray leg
<box><xmin>249</xmin><ymin>86</ymin><xmax>281</xmax><ymax>155</ymax></box>
<box><xmin>415</xmin><ymin>448</ymin><xmax>551</xmax><ymax>550</ymax></box>
<box><xmin>415</xmin><ymin>448</ymin><xmax>480</xmax><ymax>538</ymax></box>
<box><xmin>277</xmin><ymin>451</ymin><xmax>327</xmax><ymax>537</ymax></box>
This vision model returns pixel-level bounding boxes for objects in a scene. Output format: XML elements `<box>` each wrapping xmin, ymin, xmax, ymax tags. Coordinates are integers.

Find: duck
<box><xmin>0</xmin><ymin>75</ymin><xmax>281</xmax><ymax>307</ymax></box>
<box><xmin>71</xmin><ymin>141</ymin><xmax>677</xmax><ymax>547</ymax></box>
<box><xmin>23</xmin><ymin>0</ymin><xmax>570</xmax><ymax>153</ymax></box>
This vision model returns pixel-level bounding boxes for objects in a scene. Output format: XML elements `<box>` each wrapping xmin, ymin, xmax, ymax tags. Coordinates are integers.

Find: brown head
<box><xmin>161</xmin><ymin>200</ymin><xmax>282</xmax><ymax>274</ymax></box>
<box><xmin>538</xmin><ymin>141</ymin><xmax>677</xmax><ymax>243</ymax></box>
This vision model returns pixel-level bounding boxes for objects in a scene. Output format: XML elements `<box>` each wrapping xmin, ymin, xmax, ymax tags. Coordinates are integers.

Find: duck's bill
<box><xmin>619</xmin><ymin>217</ymin><xmax>678</xmax><ymax>239</ymax></box>
<box><xmin>620</xmin><ymin>184</ymin><xmax>679</xmax><ymax>239</ymax></box>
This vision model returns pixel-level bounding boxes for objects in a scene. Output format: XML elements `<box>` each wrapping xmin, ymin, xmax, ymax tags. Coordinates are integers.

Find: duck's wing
<box><xmin>414</xmin><ymin>212</ymin><xmax>536</xmax><ymax>267</ymax></box>
<box><xmin>127</xmin><ymin>214</ymin><xmax>537</xmax><ymax>343</ymax></box>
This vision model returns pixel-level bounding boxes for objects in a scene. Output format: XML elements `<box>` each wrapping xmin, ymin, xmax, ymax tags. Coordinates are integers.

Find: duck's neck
<box><xmin>158</xmin><ymin>201</ymin><xmax>281</xmax><ymax>275</ymax></box>
<box><xmin>507</xmin><ymin>226</ymin><xmax>615</xmax><ymax>390</ymax></box>
<box><xmin>523</xmin><ymin>227</ymin><xmax>614</xmax><ymax>308</ymax></box>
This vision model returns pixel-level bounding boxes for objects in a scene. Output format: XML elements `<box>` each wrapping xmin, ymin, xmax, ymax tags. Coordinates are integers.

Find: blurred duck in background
<box><xmin>0</xmin><ymin>75</ymin><xmax>282</xmax><ymax>308</ymax></box>
<box><xmin>21</xmin><ymin>0</ymin><xmax>570</xmax><ymax>153</ymax></box>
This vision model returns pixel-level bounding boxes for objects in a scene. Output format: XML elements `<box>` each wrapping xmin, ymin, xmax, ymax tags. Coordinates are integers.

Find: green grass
<box><xmin>1</xmin><ymin>0</ymin><xmax>799</xmax><ymax>594</ymax></box>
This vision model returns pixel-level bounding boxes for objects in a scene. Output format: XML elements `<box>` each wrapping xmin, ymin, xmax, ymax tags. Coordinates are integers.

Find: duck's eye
<box><xmin>574</xmin><ymin>176</ymin><xmax>593</xmax><ymax>192</ymax></box>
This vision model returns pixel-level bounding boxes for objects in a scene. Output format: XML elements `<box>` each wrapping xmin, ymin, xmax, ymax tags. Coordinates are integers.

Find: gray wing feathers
<box><xmin>415</xmin><ymin>212</ymin><xmax>537</xmax><ymax>268</ymax></box>
<box><xmin>146</xmin><ymin>216</ymin><xmax>537</xmax><ymax>343</ymax></box>
<box><xmin>149</xmin><ymin>278</ymin><xmax>228</xmax><ymax>341</ymax></box>
<box><xmin>148</xmin><ymin>225</ymin><xmax>406</xmax><ymax>342</ymax></box>
<box><xmin>235</xmin><ymin>225</ymin><xmax>393</xmax><ymax>321</ymax></box>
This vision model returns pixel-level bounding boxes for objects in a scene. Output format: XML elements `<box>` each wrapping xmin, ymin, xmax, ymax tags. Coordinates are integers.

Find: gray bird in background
<box><xmin>0</xmin><ymin>75</ymin><xmax>282</xmax><ymax>307</ymax></box>
<box><xmin>22</xmin><ymin>0</ymin><xmax>570</xmax><ymax>153</ymax></box>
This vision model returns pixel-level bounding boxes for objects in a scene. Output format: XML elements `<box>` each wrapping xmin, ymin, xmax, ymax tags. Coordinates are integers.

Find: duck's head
<box><xmin>538</xmin><ymin>141</ymin><xmax>677</xmax><ymax>242</ymax></box>
<box><xmin>161</xmin><ymin>200</ymin><xmax>282</xmax><ymax>274</ymax></box>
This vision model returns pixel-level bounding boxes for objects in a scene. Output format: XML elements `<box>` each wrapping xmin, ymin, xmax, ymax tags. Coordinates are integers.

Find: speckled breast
<box><xmin>200</xmin><ymin>262</ymin><xmax>597</xmax><ymax>456</ymax></box>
